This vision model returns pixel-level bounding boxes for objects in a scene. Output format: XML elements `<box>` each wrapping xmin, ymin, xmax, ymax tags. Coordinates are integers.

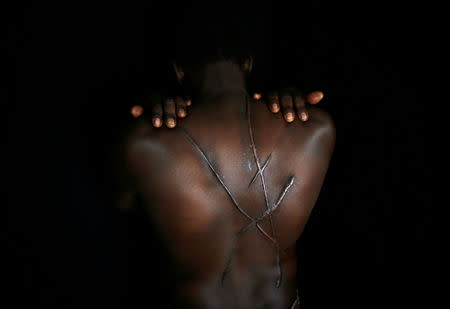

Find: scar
<box><xmin>259</xmin><ymin>176</ymin><xmax>295</xmax><ymax>220</ymax></box>
<box><xmin>182</xmin><ymin>129</ymin><xmax>253</xmax><ymax>222</ymax></box>
<box><xmin>248</xmin><ymin>154</ymin><xmax>272</xmax><ymax>187</ymax></box>
<box><xmin>221</xmin><ymin>221</ymin><xmax>255</xmax><ymax>283</ymax></box>
<box><xmin>230</xmin><ymin>175</ymin><xmax>295</xmax><ymax>286</ymax></box>
<box><xmin>182</xmin><ymin>131</ymin><xmax>279</xmax><ymax>237</ymax></box>
<box><xmin>181</xmin><ymin>96</ymin><xmax>295</xmax><ymax>288</ymax></box>
<box><xmin>247</xmin><ymin>96</ymin><xmax>284</xmax><ymax>286</ymax></box>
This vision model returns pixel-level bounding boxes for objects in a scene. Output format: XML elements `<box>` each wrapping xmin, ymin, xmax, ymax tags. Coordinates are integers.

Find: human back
<box><xmin>123</xmin><ymin>79</ymin><xmax>335</xmax><ymax>307</ymax></box>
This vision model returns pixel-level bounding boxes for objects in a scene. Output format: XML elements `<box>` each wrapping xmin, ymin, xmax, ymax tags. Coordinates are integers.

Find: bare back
<box><xmin>122</xmin><ymin>96</ymin><xmax>335</xmax><ymax>308</ymax></box>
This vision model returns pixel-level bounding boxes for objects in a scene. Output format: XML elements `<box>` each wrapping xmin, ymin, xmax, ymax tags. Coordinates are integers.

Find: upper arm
<box><xmin>292</xmin><ymin>107</ymin><xmax>336</xmax><ymax>207</ymax></box>
<box><xmin>112</xmin><ymin>132</ymin><xmax>138</xmax><ymax>211</ymax></box>
<box><xmin>111</xmin><ymin>120</ymin><xmax>153</xmax><ymax>211</ymax></box>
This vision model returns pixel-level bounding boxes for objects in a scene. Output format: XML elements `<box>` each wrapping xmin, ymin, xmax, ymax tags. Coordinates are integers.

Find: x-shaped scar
<box><xmin>180</xmin><ymin>96</ymin><xmax>295</xmax><ymax>288</ymax></box>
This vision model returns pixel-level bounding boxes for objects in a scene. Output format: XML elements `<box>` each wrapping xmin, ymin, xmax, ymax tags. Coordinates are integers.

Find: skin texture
<box><xmin>116</xmin><ymin>61</ymin><xmax>335</xmax><ymax>308</ymax></box>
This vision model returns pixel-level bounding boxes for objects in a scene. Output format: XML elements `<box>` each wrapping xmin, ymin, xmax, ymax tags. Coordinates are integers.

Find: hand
<box><xmin>130</xmin><ymin>89</ymin><xmax>324</xmax><ymax>128</ymax></box>
<box><xmin>257</xmin><ymin>88</ymin><xmax>324</xmax><ymax>123</ymax></box>
<box><xmin>130</xmin><ymin>93</ymin><xmax>192</xmax><ymax>128</ymax></box>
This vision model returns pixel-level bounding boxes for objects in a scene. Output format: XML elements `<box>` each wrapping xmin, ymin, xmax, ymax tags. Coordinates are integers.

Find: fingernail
<box><xmin>152</xmin><ymin>117</ymin><xmax>161</xmax><ymax>127</ymax></box>
<box><xmin>285</xmin><ymin>112</ymin><xmax>295</xmax><ymax>122</ymax></box>
<box><xmin>272</xmin><ymin>103</ymin><xmax>280</xmax><ymax>113</ymax></box>
<box><xmin>178</xmin><ymin>108</ymin><xmax>186</xmax><ymax>118</ymax></box>
<box><xmin>166</xmin><ymin>118</ymin><xmax>176</xmax><ymax>128</ymax></box>
<box><xmin>131</xmin><ymin>105</ymin><xmax>144</xmax><ymax>118</ymax></box>
<box><xmin>310</xmin><ymin>92</ymin><xmax>324</xmax><ymax>104</ymax></box>
<box><xmin>300</xmin><ymin>112</ymin><xmax>308</xmax><ymax>122</ymax></box>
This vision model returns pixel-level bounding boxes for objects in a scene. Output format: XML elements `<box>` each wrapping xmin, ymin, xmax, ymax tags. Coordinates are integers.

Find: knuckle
<box><xmin>164</xmin><ymin>99</ymin><xmax>176</xmax><ymax>110</ymax></box>
<box><xmin>152</xmin><ymin>104</ymin><xmax>163</xmax><ymax>114</ymax></box>
<box><xmin>295</xmin><ymin>96</ymin><xmax>305</xmax><ymax>106</ymax></box>
<box><xmin>267</xmin><ymin>92</ymin><xmax>279</xmax><ymax>100</ymax></box>
<box><xmin>281</xmin><ymin>97</ymin><xmax>293</xmax><ymax>106</ymax></box>
<box><xmin>175</xmin><ymin>97</ymin><xmax>185</xmax><ymax>105</ymax></box>
<box><xmin>269</xmin><ymin>98</ymin><xmax>279</xmax><ymax>105</ymax></box>
<box><xmin>279</xmin><ymin>90</ymin><xmax>291</xmax><ymax>98</ymax></box>
<box><xmin>279</xmin><ymin>91</ymin><xmax>293</xmax><ymax>103</ymax></box>
<box><xmin>292</xmin><ymin>88</ymin><xmax>303</xmax><ymax>96</ymax></box>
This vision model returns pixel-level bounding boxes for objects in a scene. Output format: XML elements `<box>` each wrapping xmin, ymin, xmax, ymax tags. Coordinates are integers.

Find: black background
<box><xmin>7</xmin><ymin>1</ymin><xmax>429</xmax><ymax>308</ymax></box>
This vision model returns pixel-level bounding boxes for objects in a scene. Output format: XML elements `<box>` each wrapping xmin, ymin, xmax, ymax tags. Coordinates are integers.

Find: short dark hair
<box><xmin>168</xmin><ymin>4</ymin><xmax>253</xmax><ymax>70</ymax></box>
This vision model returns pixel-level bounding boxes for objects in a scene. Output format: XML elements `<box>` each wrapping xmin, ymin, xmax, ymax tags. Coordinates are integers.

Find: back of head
<box><xmin>168</xmin><ymin>3</ymin><xmax>254</xmax><ymax>71</ymax></box>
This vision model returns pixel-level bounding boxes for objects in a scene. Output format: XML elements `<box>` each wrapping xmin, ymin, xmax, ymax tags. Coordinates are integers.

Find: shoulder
<box><xmin>118</xmin><ymin>118</ymin><xmax>170</xmax><ymax>177</ymax></box>
<box><xmin>119</xmin><ymin>118</ymin><xmax>155</xmax><ymax>159</ymax></box>
<box><xmin>288</xmin><ymin>107</ymin><xmax>336</xmax><ymax>157</ymax></box>
<box><xmin>305</xmin><ymin>107</ymin><xmax>336</xmax><ymax>140</ymax></box>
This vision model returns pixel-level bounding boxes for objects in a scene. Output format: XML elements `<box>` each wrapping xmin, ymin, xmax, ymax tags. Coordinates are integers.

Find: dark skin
<box><xmin>130</xmin><ymin>59</ymin><xmax>325</xmax><ymax>128</ymax></box>
<box><xmin>117</xmin><ymin>60</ymin><xmax>335</xmax><ymax>308</ymax></box>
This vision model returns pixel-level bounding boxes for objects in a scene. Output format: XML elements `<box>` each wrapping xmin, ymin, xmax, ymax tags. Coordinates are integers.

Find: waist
<box><xmin>170</xmin><ymin>274</ymin><xmax>299</xmax><ymax>308</ymax></box>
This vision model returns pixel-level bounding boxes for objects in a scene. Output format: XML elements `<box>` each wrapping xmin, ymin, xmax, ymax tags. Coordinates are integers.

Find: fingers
<box><xmin>175</xmin><ymin>97</ymin><xmax>187</xmax><ymax>118</ymax></box>
<box><xmin>151</xmin><ymin>101</ymin><xmax>163</xmax><ymax>128</ymax></box>
<box><xmin>265</xmin><ymin>89</ymin><xmax>325</xmax><ymax>124</ymax></box>
<box><xmin>305</xmin><ymin>91</ymin><xmax>324</xmax><ymax>105</ymax></box>
<box><xmin>163</xmin><ymin>97</ymin><xmax>177</xmax><ymax>128</ymax></box>
<box><xmin>279</xmin><ymin>90</ymin><xmax>296</xmax><ymax>123</ymax></box>
<box><xmin>293</xmin><ymin>90</ymin><xmax>308</xmax><ymax>122</ymax></box>
<box><xmin>185</xmin><ymin>96</ymin><xmax>192</xmax><ymax>106</ymax></box>
<box><xmin>149</xmin><ymin>94</ymin><xmax>191</xmax><ymax>128</ymax></box>
<box><xmin>266</xmin><ymin>91</ymin><xmax>280</xmax><ymax>113</ymax></box>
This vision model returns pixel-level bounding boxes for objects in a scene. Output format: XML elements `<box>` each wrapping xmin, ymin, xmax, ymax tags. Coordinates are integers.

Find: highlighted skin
<box><xmin>181</xmin><ymin>96</ymin><xmax>296</xmax><ymax>287</ymax></box>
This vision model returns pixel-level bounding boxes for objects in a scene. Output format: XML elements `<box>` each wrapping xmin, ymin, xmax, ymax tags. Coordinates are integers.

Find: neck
<box><xmin>195</xmin><ymin>60</ymin><xmax>248</xmax><ymax>101</ymax></box>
